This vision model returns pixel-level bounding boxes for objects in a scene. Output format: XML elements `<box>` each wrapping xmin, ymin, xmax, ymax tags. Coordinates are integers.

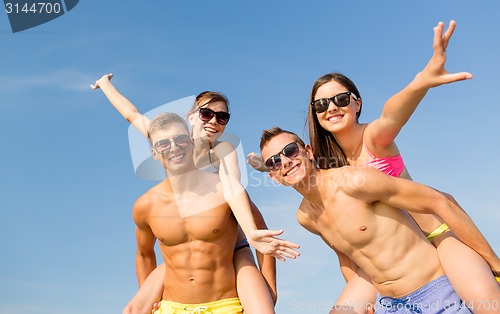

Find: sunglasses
<box><xmin>311</xmin><ymin>92</ymin><xmax>357</xmax><ymax>113</ymax></box>
<box><xmin>153</xmin><ymin>134</ymin><xmax>191</xmax><ymax>154</ymax></box>
<box><xmin>198</xmin><ymin>108</ymin><xmax>231</xmax><ymax>125</ymax></box>
<box><xmin>265</xmin><ymin>142</ymin><xmax>300</xmax><ymax>171</ymax></box>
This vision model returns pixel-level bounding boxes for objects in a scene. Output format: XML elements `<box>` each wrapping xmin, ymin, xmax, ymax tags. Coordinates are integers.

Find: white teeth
<box><xmin>204</xmin><ymin>127</ymin><xmax>218</xmax><ymax>134</ymax></box>
<box><xmin>285</xmin><ymin>164</ymin><xmax>299</xmax><ymax>176</ymax></box>
<box><xmin>169</xmin><ymin>154</ymin><xmax>184</xmax><ymax>162</ymax></box>
<box><xmin>328</xmin><ymin>115</ymin><xmax>342</xmax><ymax>122</ymax></box>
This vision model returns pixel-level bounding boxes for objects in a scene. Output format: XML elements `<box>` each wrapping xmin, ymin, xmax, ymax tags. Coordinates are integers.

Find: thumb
<box><xmin>267</xmin><ymin>229</ymin><xmax>284</xmax><ymax>237</ymax></box>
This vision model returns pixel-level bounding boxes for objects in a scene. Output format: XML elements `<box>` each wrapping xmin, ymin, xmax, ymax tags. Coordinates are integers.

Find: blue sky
<box><xmin>1</xmin><ymin>1</ymin><xmax>499</xmax><ymax>313</ymax></box>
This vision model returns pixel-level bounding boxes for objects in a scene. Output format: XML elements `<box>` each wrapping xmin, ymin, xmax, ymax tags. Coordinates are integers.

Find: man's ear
<box><xmin>151</xmin><ymin>148</ymin><xmax>160</xmax><ymax>161</ymax></box>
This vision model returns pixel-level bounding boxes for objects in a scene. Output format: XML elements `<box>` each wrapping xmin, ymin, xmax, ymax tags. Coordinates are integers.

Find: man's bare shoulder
<box><xmin>133</xmin><ymin>180</ymin><xmax>172</xmax><ymax>214</ymax></box>
<box><xmin>296</xmin><ymin>199</ymin><xmax>320</xmax><ymax>235</ymax></box>
<box><xmin>321</xmin><ymin>166</ymin><xmax>379</xmax><ymax>196</ymax></box>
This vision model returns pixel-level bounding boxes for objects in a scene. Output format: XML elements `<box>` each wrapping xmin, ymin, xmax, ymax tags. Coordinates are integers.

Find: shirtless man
<box><xmin>130</xmin><ymin>114</ymin><xmax>296</xmax><ymax>313</ymax></box>
<box><xmin>260</xmin><ymin>127</ymin><xmax>499</xmax><ymax>314</ymax></box>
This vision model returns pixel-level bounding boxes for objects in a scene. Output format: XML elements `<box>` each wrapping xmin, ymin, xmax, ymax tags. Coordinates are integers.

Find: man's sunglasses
<box><xmin>153</xmin><ymin>134</ymin><xmax>191</xmax><ymax>154</ymax></box>
<box><xmin>311</xmin><ymin>91</ymin><xmax>357</xmax><ymax>113</ymax></box>
<box><xmin>199</xmin><ymin>108</ymin><xmax>231</xmax><ymax>125</ymax></box>
<box><xmin>265</xmin><ymin>142</ymin><xmax>300</xmax><ymax>171</ymax></box>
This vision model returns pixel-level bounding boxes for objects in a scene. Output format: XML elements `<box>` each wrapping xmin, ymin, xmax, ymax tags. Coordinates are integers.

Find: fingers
<box><xmin>246</xmin><ymin>153</ymin><xmax>259</xmax><ymax>165</ymax></box>
<box><xmin>90</xmin><ymin>73</ymin><xmax>113</xmax><ymax>90</ymax></box>
<box><xmin>279</xmin><ymin>247</ymin><xmax>300</xmax><ymax>258</ymax></box>
<box><xmin>151</xmin><ymin>301</ymin><xmax>160</xmax><ymax>314</ymax></box>
<box><xmin>263</xmin><ymin>229</ymin><xmax>301</xmax><ymax>249</ymax></box>
<box><xmin>441</xmin><ymin>72</ymin><xmax>473</xmax><ymax>84</ymax></box>
<box><xmin>271</xmin><ymin>239</ymin><xmax>301</xmax><ymax>259</ymax></box>
<box><xmin>265</xmin><ymin>229</ymin><xmax>285</xmax><ymax>237</ymax></box>
<box><xmin>432</xmin><ymin>21</ymin><xmax>445</xmax><ymax>55</ymax></box>
<box><xmin>247</xmin><ymin>152</ymin><xmax>267</xmax><ymax>171</ymax></box>
<box><xmin>272</xmin><ymin>248</ymin><xmax>300</xmax><ymax>261</ymax></box>
<box><xmin>274</xmin><ymin>254</ymin><xmax>286</xmax><ymax>262</ymax></box>
<box><xmin>433</xmin><ymin>20</ymin><xmax>456</xmax><ymax>54</ymax></box>
<box><xmin>442</xmin><ymin>20</ymin><xmax>456</xmax><ymax>49</ymax></box>
<box><xmin>277</xmin><ymin>239</ymin><xmax>301</xmax><ymax>249</ymax></box>
<box><xmin>250</xmin><ymin>229</ymin><xmax>301</xmax><ymax>260</ymax></box>
<box><xmin>247</xmin><ymin>152</ymin><xmax>258</xmax><ymax>159</ymax></box>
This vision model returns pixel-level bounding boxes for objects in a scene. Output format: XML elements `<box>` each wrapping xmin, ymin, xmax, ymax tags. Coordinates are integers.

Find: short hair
<box><xmin>260</xmin><ymin>127</ymin><xmax>305</xmax><ymax>152</ymax></box>
<box><xmin>147</xmin><ymin>112</ymin><xmax>190</xmax><ymax>144</ymax></box>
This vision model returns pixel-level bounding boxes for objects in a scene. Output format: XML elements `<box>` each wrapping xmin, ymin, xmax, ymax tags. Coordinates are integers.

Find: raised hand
<box><xmin>247</xmin><ymin>152</ymin><xmax>269</xmax><ymax>172</ymax></box>
<box><xmin>247</xmin><ymin>229</ymin><xmax>300</xmax><ymax>262</ymax></box>
<box><xmin>418</xmin><ymin>20</ymin><xmax>473</xmax><ymax>88</ymax></box>
<box><xmin>90</xmin><ymin>73</ymin><xmax>113</xmax><ymax>90</ymax></box>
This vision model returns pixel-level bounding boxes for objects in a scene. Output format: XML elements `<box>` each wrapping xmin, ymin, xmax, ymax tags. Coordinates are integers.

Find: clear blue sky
<box><xmin>1</xmin><ymin>1</ymin><xmax>499</xmax><ymax>313</ymax></box>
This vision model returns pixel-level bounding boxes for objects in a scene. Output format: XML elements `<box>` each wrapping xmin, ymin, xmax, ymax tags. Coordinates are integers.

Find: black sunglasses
<box><xmin>198</xmin><ymin>108</ymin><xmax>231</xmax><ymax>125</ymax></box>
<box><xmin>153</xmin><ymin>134</ymin><xmax>191</xmax><ymax>154</ymax></box>
<box><xmin>311</xmin><ymin>92</ymin><xmax>357</xmax><ymax>113</ymax></box>
<box><xmin>265</xmin><ymin>142</ymin><xmax>300</xmax><ymax>171</ymax></box>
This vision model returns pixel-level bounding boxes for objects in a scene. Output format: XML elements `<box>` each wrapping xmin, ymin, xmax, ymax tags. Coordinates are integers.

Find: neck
<box><xmin>332</xmin><ymin>123</ymin><xmax>364</xmax><ymax>160</ymax></box>
<box><xmin>167</xmin><ymin>167</ymin><xmax>202</xmax><ymax>192</ymax></box>
<box><xmin>293</xmin><ymin>167</ymin><xmax>322</xmax><ymax>205</ymax></box>
<box><xmin>193</xmin><ymin>138</ymin><xmax>212</xmax><ymax>157</ymax></box>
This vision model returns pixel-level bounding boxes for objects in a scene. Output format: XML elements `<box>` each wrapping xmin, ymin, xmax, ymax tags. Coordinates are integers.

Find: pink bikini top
<box><xmin>361</xmin><ymin>142</ymin><xmax>405</xmax><ymax>177</ymax></box>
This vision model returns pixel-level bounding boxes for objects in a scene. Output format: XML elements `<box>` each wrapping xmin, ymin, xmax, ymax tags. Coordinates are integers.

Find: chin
<box><xmin>284</xmin><ymin>172</ymin><xmax>306</xmax><ymax>187</ymax></box>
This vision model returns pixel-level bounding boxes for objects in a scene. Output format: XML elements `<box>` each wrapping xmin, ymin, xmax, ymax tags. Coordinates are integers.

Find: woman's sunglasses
<box><xmin>264</xmin><ymin>142</ymin><xmax>300</xmax><ymax>171</ymax></box>
<box><xmin>153</xmin><ymin>134</ymin><xmax>191</xmax><ymax>154</ymax></box>
<box><xmin>198</xmin><ymin>108</ymin><xmax>231</xmax><ymax>125</ymax></box>
<box><xmin>311</xmin><ymin>91</ymin><xmax>357</xmax><ymax>113</ymax></box>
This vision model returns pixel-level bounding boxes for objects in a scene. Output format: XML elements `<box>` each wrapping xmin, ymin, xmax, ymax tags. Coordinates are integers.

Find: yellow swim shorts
<box><xmin>153</xmin><ymin>297</ymin><xmax>243</xmax><ymax>314</ymax></box>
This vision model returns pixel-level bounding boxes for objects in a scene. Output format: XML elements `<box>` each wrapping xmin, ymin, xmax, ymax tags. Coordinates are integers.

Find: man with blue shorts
<box><xmin>259</xmin><ymin>127</ymin><xmax>498</xmax><ymax>313</ymax></box>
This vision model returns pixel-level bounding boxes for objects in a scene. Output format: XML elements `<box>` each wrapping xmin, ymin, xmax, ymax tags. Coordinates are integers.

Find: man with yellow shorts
<box><xmin>155</xmin><ymin>298</ymin><xmax>243</xmax><ymax>314</ymax></box>
<box><xmin>120</xmin><ymin>113</ymin><xmax>298</xmax><ymax>314</ymax></box>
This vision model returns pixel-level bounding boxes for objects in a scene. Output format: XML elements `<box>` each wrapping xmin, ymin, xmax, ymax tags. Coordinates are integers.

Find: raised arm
<box><xmin>365</xmin><ymin>20</ymin><xmax>472</xmax><ymax>149</ymax></box>
<box><xmin>350</xmin><ymin>167</ymin><xmax>500</xmax><ymax>272</ymax></box>
<box><xmin>214</xmin><ymin>141</ymin><xmax>300</xmax><ymax>261</ymax></box>
<box><xmin>91</xmin><ymin>73</ymin><xmax>151</xmax><ymax>137</ymax></box>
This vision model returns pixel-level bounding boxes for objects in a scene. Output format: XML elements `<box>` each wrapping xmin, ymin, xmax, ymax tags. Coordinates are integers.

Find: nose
<box><xmin>169</xmin><ymin>139</ymin><xmax>182</xmax><ymax>152</ymax></box>
<box><xmin>207</xmin><ymin>114</ymin><xmax>218</xmax><ymax>125</ymax></box>
<box><xmin>327</xmin><ymin>99</ymin><xmax>339</xmax><ymax>112</ymax></box>
<box><xmin>280</xmin><ymin>153</ymin><xmax>294</xmax><ymax>169</ymax></box>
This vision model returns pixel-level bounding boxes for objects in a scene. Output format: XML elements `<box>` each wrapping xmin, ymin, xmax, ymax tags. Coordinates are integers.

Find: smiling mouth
<box><xmin>284</xmin><ymin>163</ymin><xmax>300</xmax><ymax>176</ymax></box>
<box><xmin>204</xmin><ymin>126</ymin><xmax>218</xmax><ymax>134</ymax></box>
<box><xmin>327</xmin><ymin>115</ymin><xmax>343</xmax><ymax>122</ymax></box>
<box><xmin>169</xmin><ymin>153</ymin><xmax>185</xmax><ymax>162</ymax></box>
